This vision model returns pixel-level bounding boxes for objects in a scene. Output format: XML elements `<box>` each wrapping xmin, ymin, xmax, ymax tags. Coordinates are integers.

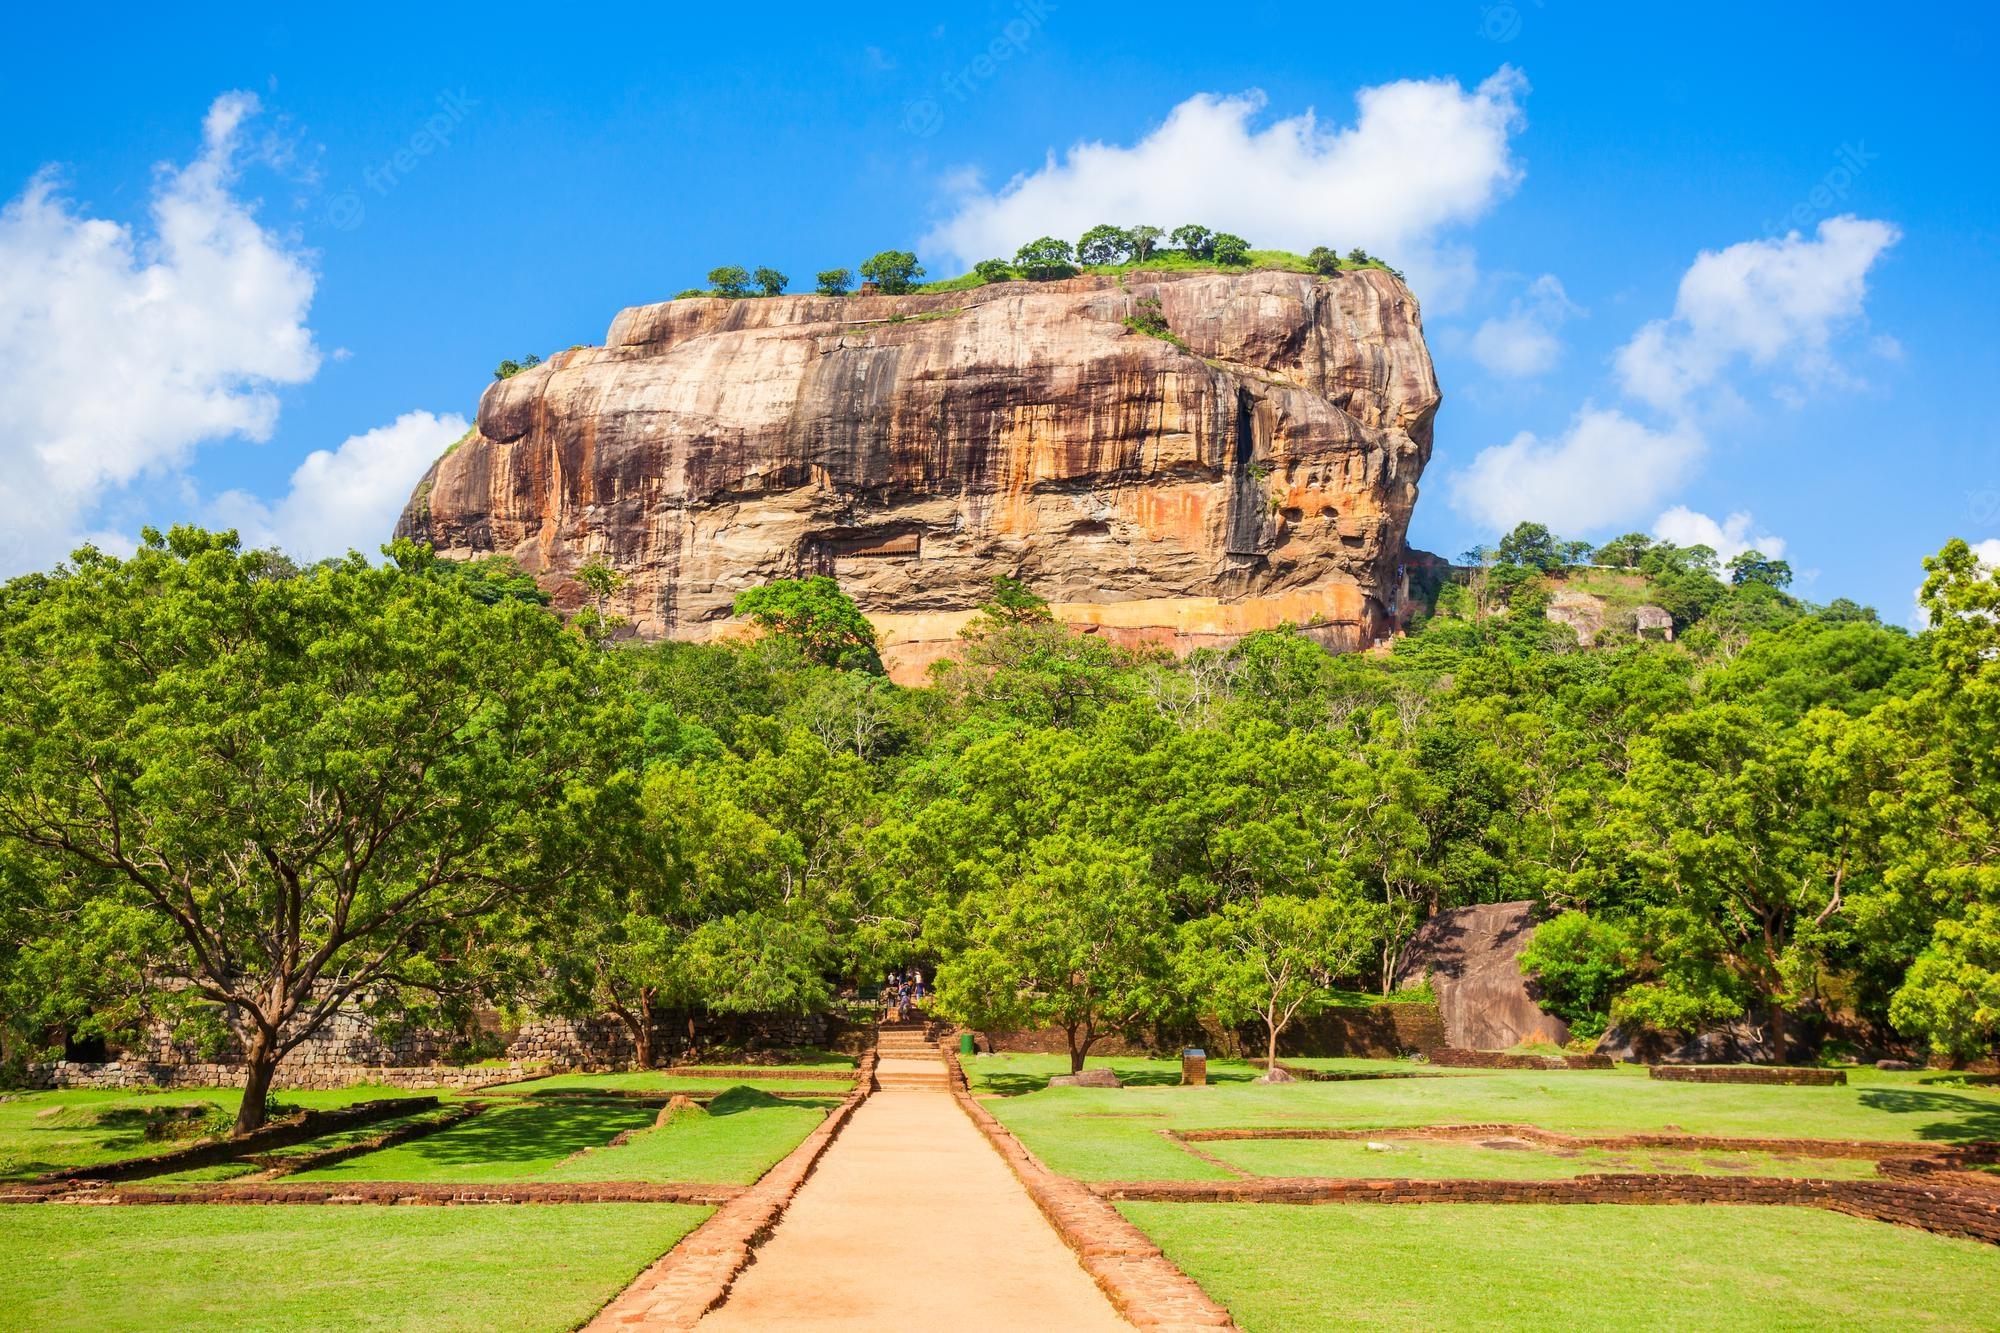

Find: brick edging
<box><xmin>8</xmin><ymin>1179</ymin><xmax>744</xmax><ymax>1206</ymax></box>
<box><xmin>1172</xmin><ymin>1124</ymin><xmax>2000</xmax><ymax>1160</ymax></box>
<box><xmin>943</xmin><ymin>1048</ymin><xmax>1236</xmax><ymax>1329</ymax></box>
<box><xmin>583</xmin><ymin>1051</ymin><xmax>879</xmax><ymax>1330</ymax></box>
<box><xmin>1650</xmin><ymin>1065</ymin><xmax>1846</xmax><ymax>1085</ymax></box>
<box><xmin>1084</xmin><ymin>1174</ymin><xmax>2000</xmax><ymax>1245</ymax></box>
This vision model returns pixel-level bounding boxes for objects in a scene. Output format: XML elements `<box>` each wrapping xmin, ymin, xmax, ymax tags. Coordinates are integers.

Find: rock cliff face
<box><xmin>397</xmin><ymin>268</ymin><xmax>1440</xmax><ymax>681</ymax></box>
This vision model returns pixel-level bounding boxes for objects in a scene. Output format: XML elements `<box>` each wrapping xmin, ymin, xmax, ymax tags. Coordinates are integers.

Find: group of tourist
<box><xmin>880</xmin><ymin>966</ymin><xmax>927</xmax><ymax>1022</ymax></box>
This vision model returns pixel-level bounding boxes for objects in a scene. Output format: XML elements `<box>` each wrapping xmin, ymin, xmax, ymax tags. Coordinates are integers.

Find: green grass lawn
<box><xmin>290</xmin><ymin>1087</ymin><xmax>828</xmax><ymax>1184</ymax></box>
<box><xmin>0</xmin><ymin>1086</ymin><xmax>429</xmax><ymax>1180</ymax></box>
<box><xmin>1121</xmin><ymin>1202</ymin><xmax>2000</xmax><ymax>1331</ymax></box>
<box><xmin>1204</xmin><ymin>1136</ymin><xmax>1884</xmax><ymax>1181</ymax></box>
<box><xmin>0</xmin><ymin>1202</ymin><xmax>707</xmax><ymax>1332</ymax></box>
<box><xmin>538</xmin><ymin>1088</ymin><xmax>831</xmax><ymax>1184</ymax></box>
<box><xmin>969</xmin><ymin>1056</ymin><xmax>2000</xmax><ymax>1183</ymax></box>
<box><xmin>487</xmin><ymin>1070</ymin><xmax>854</xmax><ymax>1096</ymax></box>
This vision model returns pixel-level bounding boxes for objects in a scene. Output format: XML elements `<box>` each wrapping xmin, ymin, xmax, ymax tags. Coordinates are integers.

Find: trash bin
<box><xmin>959</xmin><ymin>1033</ymin><xmax>976</xmax><ymax>1057</ymax></box>
<box><xmin>1182</xmin><ymin>1047</ymin><xmax>1207</xmax><ymax>1087</ymax></box>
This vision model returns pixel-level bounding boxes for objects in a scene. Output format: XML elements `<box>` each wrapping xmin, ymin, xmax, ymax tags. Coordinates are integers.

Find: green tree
<box><xmin>1171</xmin><ymin>224</ymin><xmax>1214</xmax><ymax>258</ymax></box>
<box><xmin>931</xmin><ymin>836</ymin><xmax>1172</xmax><ymax>1073</ymax></box>
<box><xmin>733</xmin><ymin>576</ymin><xmax>883</xmax><ymax>673</ymax></box>
<box><xmin>1178</xmin><ymin>892</ymin><xmax>1386</xmax><ymax>1076</ymax></box>
<box><xmin>493</xmin><ymin>353</ymin><xmax>541</xmax><ymax>381</ymax></box>
<box><xmin>973</xmin><ymin>258</ymin><xmax>1014</xmax><ymax>283</ymax></box>
<box><xmin>1594</xmin><ymin>533</ymin><xmax>1656</xmax><ymax>568</ymax></box>
<box><xmin>815</xmin><ymin>268</ymin><xmax>854</xmax><ymax>296</ymax></box>
<box><xmin>752</xmin><ymin>266</ymin><xmax>789</xmax><ymax>297</ymax></box>
<box><xmin>0</xmin><ymin>530</ymin><xmax>606</xmax><ymax>1132</ymax></box>
<box><xmin>1013</xmin><ymin>236</ymin><xmax>1078</xmax><ymax>280</ymax></box>
<box><xmin>1128</xmin><ymin>225</ymin><xmax>1164</xmax><ymax>262</ymax></box>
<box><xmin>573</xmin><ymin>556</ymin><xmax>628</xmax><ymax>643</ymax></box>
<box><xmin>1305</xmin><ymin>246</ymin><xmax>1341</xmax><ymax>275</ymax></box>
<box><xmin>707</xmin><ymin>266</ymin><xmax>751</xmax><ymax>297</ymax></box>
<box><xmin>1729</xmin><ymin>549</ymin><xmax>1794</xmax><ymax>589</ymax></box>
<box><xmin>1209</xmin><ymin>232</ymin><xmax>1250</xmax><ymax>265</ymax></box>
<box><xmin>859</xmin><ymin>250</ymin><xmax>925</xmax><ymax>294</ymax></box>
<box><xmin>1076</xmin><ymin>224</ymin><xmax>1133</xmax><ymax>266</ymax></box>
<box><xmin>1496</xmin><ymin>521</ymin><xmax>1560</xmax><ymax>571</ymax></box>
<box><xmin>1518</xmin><ymin>912</ymin><xmax>1638</xmax><ymax>1038</ymax></box>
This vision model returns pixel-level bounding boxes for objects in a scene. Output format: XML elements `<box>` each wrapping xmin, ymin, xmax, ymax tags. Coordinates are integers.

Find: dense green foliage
<box><xmin>3</xmin><ymin>521</ymin><xmax>1997</xmax><ymax>1107</ymax></box>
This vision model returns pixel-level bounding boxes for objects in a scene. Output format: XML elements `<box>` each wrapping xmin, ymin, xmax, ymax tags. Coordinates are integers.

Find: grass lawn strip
<box><xmin>969</xmin><ymin>1056</ymin><xmax>2000</xmax><ymax>1183</ymax></box>
<box><xmin>538</xmin><ymin>1088</ymin><xmax>831</xmax><ymax>1184</ymax></box>
<box><xmin>1203</xmin><ymin>1135</ymin><xmax>1886</xmax><ymax>1181</ymax></box>
<box><xmin>484</xmin><ymin>1071</ymin><xmax>855</xmax><ymax>1096</ymax></box>
<box><xmin>0</xmin><ymin>1085</ymin><xmax>429</xmax><ymax>1181</ymax></box>
<box><xmin>0</xmin><ymin>1202</ymin><xmax>710</xmax><ymax>1332</ymax></box>
<box><xmin>1120</xmin><ymin>1202</ymin><xmax>2000</xmax><ymax>1331</ymax></box>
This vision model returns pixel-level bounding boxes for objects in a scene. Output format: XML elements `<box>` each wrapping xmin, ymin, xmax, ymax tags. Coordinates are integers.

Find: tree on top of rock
<box><xmin>1013</xmin><ymin>236</ymin><xmax>1078</xmax><ymax>281</ymax></box>
<box><xmin>858</xmin><ymin>251</ymin><xmax>924</xmax><ymax>294</ymax></box>
<box><xmin>1171</xmin><ymin>224</ymin><xmax>1214</xmax><ymax>259</ymax></box>
<box><xmin>1076</xmin><ymin>224</ymin><xmax>1133</xmax><ymax>267</ymax></box>
<box><xmin>733</xmin><ymin>576</ymin><xmax>883</xmax><ymax>673</ymax></box>
<box><xmin>752</xmin><ymin>267</ymin><xmax>789</xmax><ymax>297</ymax></box>
<box><xmin>708</xmin><ymin>266</ymin><xmax>751</xmax><ymax>298</ymax></box>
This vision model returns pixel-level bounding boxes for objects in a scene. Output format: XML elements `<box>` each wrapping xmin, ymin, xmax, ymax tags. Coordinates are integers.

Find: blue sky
<box><xmin>3</xmin><ymin>2</ymin><xmax>1995</xmax><ymax>619</ymax></box>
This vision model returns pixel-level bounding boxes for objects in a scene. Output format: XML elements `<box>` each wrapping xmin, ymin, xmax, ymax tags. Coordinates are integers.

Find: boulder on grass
<box><xmin>1048</xmin><ymin>1069</ymin><xmax>1122</xmax><ymax>1089</ymax></box>
<box><xmin>1259</xmin><ymin>1066</ymin><xmax>1297</xmax><ymax>1083</ymax></box>
<box><xmin>655</xmin><ymin>1093</ymin><xmax>704</xmax><ymax>1126</ymax></box>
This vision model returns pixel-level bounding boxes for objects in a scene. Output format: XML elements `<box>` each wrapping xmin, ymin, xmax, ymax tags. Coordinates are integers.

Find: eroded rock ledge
<box><xmin>397</xmin><ymin>268</ymin><xmax>1441</xmax><ymax>682</ymax></box>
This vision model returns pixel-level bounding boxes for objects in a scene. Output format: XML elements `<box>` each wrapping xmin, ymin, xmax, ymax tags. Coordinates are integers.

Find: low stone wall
<box><xmin>585</xmin><ymin>1052</ymin><xmax>879</xmax><ymax>1329</ymax></box>
<box><xmin>1172</xmin><ymin>1123</ymin><xmax>1974</xmax><ymax>1160</ymax></box>
<box><xmin>1284</xmin><ymin>1004</ymin><xmax>1445</xmax><ymax>1059</ymax></box>
<box><xmin>982</xmin><ymin>1003</ymin><xmax>1445</xmax><ymax>1063</ymax></box>
<box><xmin>1649</xmin><ymin>1065</ymin><xmax>1846</xmax><ymax>1086</ymax></box>
<box><xmin>1430</xmin><ymin>1048</ymin><xmax>1611</xmax><ymax>1070</ymax></box>
<box><xmin>1084</xmin><ymin>1174</ymin><xmax>2000</xmax><ymax>1246</ymax></box>
<box><xmin>943</xmin><ymin>1049</ymin><xmax>1239</xmax><ymax>1328</ymax></box>
<box><xmin>24</xmin><ymin>1060</ymin><xmax>549</xmax><ymax>1093</ymax></box>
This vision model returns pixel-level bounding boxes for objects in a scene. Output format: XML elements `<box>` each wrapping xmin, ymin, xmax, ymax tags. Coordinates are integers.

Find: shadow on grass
<box><xmin>324</xmin><ymin>1101</ymin><xmax>654</xmax><ymax>1172</ymax></box>
<box><xmin>1856</xmin><ymin>1088</ymin><xmax>2000</xmax><ymax>1143</ymax></box>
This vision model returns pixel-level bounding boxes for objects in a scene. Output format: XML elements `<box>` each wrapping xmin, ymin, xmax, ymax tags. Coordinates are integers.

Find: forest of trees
<box><xmin>2</xmin><ymin>524</ymin><xmax>1997</xmax><ymax>1131</ymax></box>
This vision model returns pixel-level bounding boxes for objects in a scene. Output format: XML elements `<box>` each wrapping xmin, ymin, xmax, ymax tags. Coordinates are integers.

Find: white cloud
<box><xmin>0</xmin><ymin>91</ymin><xmax>319</xmax><ymax>574</ymax></box>
<box><xmin>1445</xmin><ymin>407</ymin><xmax>1704</xmax><ymax>533</ymax></box>
<box><xmin>1651</xmin><ymin>506</ymin><xmax>1786</xmax><ymax>564</ymax></box>
<box><xmin>211</xmin><ymin>410</ymin><xmax>469</xmax><ymax>561</ymax></box>
<box><xmin>1469</xmin><ymin>273</ymin><xmax>1578</xmax><ymax>377</ymax></box>
<box><xmin>922</xmin><ymin>68</ymin><xmax>1529</xmax><ymax>304</ymax></box>
<box><xmin>1615</xmin><ymin>215</ymin><xmax>1899</xmax><ymax>411</ymax></box>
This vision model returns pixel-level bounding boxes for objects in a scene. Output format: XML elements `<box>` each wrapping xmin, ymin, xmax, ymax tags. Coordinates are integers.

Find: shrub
<box><xmin>815</xmin><ymin>268</ymin><xmax>854</xmax><ymax>296</ymax></box>
<box><xmin>1210</xmin><ymin>232</ymin><xmax>1250</xmax><ymax>265</ymax></box>
<box><xmin>493</xmin><ymin>353</ymin><xmax>542</xmax><ymax>381</ymax></box>
<box><xmin>1306</xmin><ymin>246</ymin><xmax>1341</xmax><ymax>275</ymax></box>
<box><xmin>973</xmin><ymin>258</ymin><xmax>1014</xmax><ymax>283</ymax></box>
<box><xmin>1520</xmin><ymin>912</ymin><xmax>1639</xmax><ymax>1038</ymax></box>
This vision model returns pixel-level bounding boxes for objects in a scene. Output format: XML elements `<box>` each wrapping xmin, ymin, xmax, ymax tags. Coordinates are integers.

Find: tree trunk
<box><xmin>1767</xmin><ymin>999</ymin><xmax>1788</xmax><ymax>1066</ymax></box>
<box><xmin>1066</xmin><ymin>1025</ymin><xmax>1086</xmax><ymax>1075</ymax></box>
<box><xmin>634</xmin><ymin>1023</ymin><xmax>654</xmax><ymax>1070</ymax></box>
<box><xmin>1265</xmin><ymin>1021</ymin><xmax>1280</xmax><ymax>1081</ymax></box>
<box><xmin>234</xmin><ymin>1030</ymin><xmax>280</xmax><ymax>1137</ymax></box>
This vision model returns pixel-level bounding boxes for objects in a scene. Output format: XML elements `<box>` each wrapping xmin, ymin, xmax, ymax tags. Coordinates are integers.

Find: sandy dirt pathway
<box><xmin>697</xmin><ymin>1085</ymin><xmax>1128</xmax><ymax>1330</ymax></box>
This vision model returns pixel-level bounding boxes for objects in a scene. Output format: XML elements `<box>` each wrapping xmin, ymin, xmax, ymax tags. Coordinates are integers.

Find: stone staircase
<box><xmin>873</xmin><ymin>1016</ymin><xmax>951</xmax><ymax>1091</ymax></box>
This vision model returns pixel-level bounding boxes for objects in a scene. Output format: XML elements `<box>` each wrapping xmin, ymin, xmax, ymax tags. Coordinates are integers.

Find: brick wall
<box><xmin>982</xmin><ymin>1003</ymin><xmax>1446</xmax><ymax>1061</ymax></box>
<box><xmin>1430</xmin><ymin>1048</ymin><xmax>1611</xmax><ymax>1070</ymax></box>
<box><xmin>1649</xmin><ymin>1065</ymin><xmax>1846</xmax><ymax>1086</ymax></box>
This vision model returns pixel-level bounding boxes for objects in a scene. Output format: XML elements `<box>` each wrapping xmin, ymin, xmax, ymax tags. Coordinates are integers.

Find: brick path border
<box><xmin>1173</xmin><ymin>1123</ymin><xmax>2000</xmax><ymax>1161</ymax></box>
<box><xmin>2</xmin><ymin>1178</ymin><xmax>744</xmax><ymax>1206</ymax></box>
<box><xmin>945</xmin><ymin>1048</ymin><xmax>1234</xmax><ymax>1330</ymax></box>
<box><xmin>1086</xmin><ymin>1173</ymin><xmax>2000</xmax><ymax>1244</ymax></box>
<box><xmin>1650</xmin><ymin>1065</ymin><xmax>1846</xmax><ymax>1085</ymax></box>
<box><xmin>583</xmin><ymin>1051</ymin><xmax>879</xmax><ymax>1330</ymax></box>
